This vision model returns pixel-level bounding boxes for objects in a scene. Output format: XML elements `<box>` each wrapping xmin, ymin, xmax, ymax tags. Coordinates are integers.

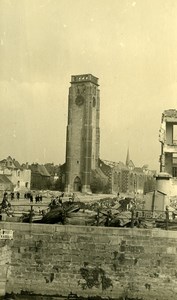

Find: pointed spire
<box><xmin>126</xmin><ymin>147</ymin><xmax>130</xmax><ymax>166</ymax></box>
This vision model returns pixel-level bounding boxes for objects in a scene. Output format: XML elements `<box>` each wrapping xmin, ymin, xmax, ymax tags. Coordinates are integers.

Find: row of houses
<box><xmin>0</xmin><ymin>156</ymin><xmax>60</xmax><ymax>196</ymax></box>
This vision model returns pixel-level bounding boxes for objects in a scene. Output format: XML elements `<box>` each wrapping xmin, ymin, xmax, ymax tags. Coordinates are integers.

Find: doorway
<box><xmin>73</xmin><ymin>176</ymin><xmax>81</xmax><ymax>192</ymax></box>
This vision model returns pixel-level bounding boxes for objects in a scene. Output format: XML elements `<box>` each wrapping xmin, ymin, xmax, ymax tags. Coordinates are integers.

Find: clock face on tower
<box><xmin>75</xmin><ymin>95</ymin><xmax>84</xmax><ymax>106</ymax></box>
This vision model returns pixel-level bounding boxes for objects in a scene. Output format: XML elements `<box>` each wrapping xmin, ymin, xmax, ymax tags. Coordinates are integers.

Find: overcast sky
<box><xmin>0</xmin><ymin>0</ymin><xmax>177</xmax><ymax>170</ymax></box>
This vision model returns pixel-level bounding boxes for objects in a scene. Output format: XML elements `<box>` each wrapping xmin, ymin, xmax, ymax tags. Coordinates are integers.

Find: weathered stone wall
<box><xmin>0</xmin><ymin>222</ymin><xmax>177</xmax><ymax>299</ymax></box>
<box><xmin>0</xmin><ymin>239</ymin><xmax>11</xmax><ymax>296</ymax></box>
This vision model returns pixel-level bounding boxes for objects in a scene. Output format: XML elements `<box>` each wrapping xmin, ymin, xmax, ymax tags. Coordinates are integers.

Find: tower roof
<box><xmin>126</xmin><ymin>148</ymin><xmax>130</xmax><ymax>166</ymax></box>
<box><xmin>71</xmin><ymin>74</ymin><xmax>99</xmax><ymax>86</ymax></box>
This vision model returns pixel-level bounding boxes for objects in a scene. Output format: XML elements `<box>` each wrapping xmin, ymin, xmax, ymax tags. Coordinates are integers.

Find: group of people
<box><xmin>49</xmin><ymin>197</ymin><xmax>61</xmax><ymax>209</ymax></box>
<box><xmin>24</xmin><ymin>192</ymin><xmax>43</xmax><ymax>203</ymax></box>
<box><xmin>49</xmin><ymin>193</ymin><xmax>64</xmax><ymax>209</ymax></box>
<box><xmin>48</xmin><ymin>192</ymin><xmax>76</xmax><ymax>210</ymax></box>
<box><xmin>35</xmin><ymin>194</ymin><xmax>43</xmax><ymax>203</ymax></box>
<box><xmin>9</xmin><ymin>191</ymin><xmax>20</xmax><ymax>201</ymax></box>
<box><xmin>1</xmin><ymin>190</ymin><xmax>76</xmax><ymax>217</ymax></box>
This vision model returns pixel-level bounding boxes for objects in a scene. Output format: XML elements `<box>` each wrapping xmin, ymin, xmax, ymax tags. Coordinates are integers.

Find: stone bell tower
<box><xmin>65</xmin><ymin>74</ymin><xmax>100</xmax><ymax>193</ymax></box>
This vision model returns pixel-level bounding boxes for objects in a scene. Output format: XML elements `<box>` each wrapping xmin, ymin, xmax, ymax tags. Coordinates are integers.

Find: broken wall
<box><xmin>157</xmin><ymin>177</ymin><xmax>177</xmax><ymax>197</ymax></box>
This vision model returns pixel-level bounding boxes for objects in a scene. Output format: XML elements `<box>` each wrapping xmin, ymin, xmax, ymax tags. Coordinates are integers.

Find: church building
<box><xmin>60</xmin><ymin>74</ymin><xmax>155</xmax><ymax>194</ymax></box>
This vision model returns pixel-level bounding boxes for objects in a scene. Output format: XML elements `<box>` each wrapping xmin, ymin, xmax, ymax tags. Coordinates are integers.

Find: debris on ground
<box><xmin>2</xmin><ymin>193</ymin><xmax>177</xmax><ymax>230</ymax></box>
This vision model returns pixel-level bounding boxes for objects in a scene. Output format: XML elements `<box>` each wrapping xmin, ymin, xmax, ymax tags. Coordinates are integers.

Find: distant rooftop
<box><xmin>71</xmin><ymin>74</ymin><xmax>99</xmax><ymax>86</ymax></box>
<box><xmin>29</xmin><ymin>163</ymin><xmax>50</xmax><ymax>177</ymax></box>
<box><xmin>156</xmin><ymin>172</ymin><xmax>172</xmax><ymax>179</ymax></box>
<box><xmin>102</xmin><ymin>159</ymin><xmax>128</xmax><ymax>169</ymax></box>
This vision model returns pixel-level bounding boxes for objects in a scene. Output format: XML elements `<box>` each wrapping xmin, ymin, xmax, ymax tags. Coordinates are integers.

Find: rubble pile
<box><xmin>25</xmin><ymin>197</ymin><xmax>138</xmax><ymax>227</ymax></box>
<box><xmin>1</xmin><ymin>193</ymin><xmax>177</xmax><ymax>230</ymax></box>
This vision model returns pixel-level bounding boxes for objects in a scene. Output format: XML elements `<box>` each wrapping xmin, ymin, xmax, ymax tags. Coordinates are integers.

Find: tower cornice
<box><xmin>71</xmin><ymin>74</ymin><xmax>99</xmax><ymax>86</ymax></box>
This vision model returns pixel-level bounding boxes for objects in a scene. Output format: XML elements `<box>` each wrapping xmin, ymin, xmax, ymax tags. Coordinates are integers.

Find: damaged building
<box><xmin>0</xmin><ymin>156</ymin><xmax>31</xmax><ymax>193</ymax></box>
<box><xmin>159</xmin><ymin>109</ymin><xmax>177</xmax><ymax>176</ymax></box>
<box><xmin>143</xmin><ymin>109</ymin><xmax>177</xmax><ymax>212</ymax></box>
<box><xmin>156</xmin><ymin>109</ymin><xmax>177</xmax><ymax>197</ymax></box>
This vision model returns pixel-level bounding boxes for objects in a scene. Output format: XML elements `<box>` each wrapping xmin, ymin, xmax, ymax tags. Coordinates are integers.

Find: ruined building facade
<box><xmin>0</xmin><ymin>156</ymin><xmax>31</xmax><ymax>193</ymax></box>
<box><xmin>159</xmin><ymin>109</ymin><xmax>177</xmax><ymax>176</ymax></box>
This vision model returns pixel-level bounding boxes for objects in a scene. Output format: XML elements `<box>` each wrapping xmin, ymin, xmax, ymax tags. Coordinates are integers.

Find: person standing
<box><xmin>30</xmin><ymin>194</ymin><xmax>33</xmax><ymax>203</ymax></box>
<box><xmin>10</xmin><ymin>192</ymin><xmax>14</xmax><ymax>201</ymax></box>
<box><xmin>16</xmin><ymin>191</ymin><xmax>20</xmax><ymax>200</ymax></box>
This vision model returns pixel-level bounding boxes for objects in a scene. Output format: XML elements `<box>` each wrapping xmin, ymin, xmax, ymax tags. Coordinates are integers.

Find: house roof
<box><xmin>39</xmin><ymin>165</ymin><xmax>51</xmax><ymax>177</ymax></box>
<box><xmin>128</xmin><ymin>160</ymin><xmax>135</xmax><ymax>168</ymax></box>
<box><xmin>134</xmin><ymin>167</ymin><xmax>144</xmax><ymax>173</ymax></box>
<box><xmin>13</xmin><ymin>159</ymin><xmax>22</xmax><ymax>170</ymax></box>
<box><xmin>0</xmin><ymin>157</ymin><xmax>22</xmax><ymax>170</ymax></box>
<box><xmin>29</xmin><ymin>164</ymin><xmax>51</xmax><ymax>177</ymax></box>
<box><xmin>0</xmin><ymin>159</ymin><xmax>6</xmax><ymax>164</ymax></box>
<box><xmin>101</xmin><ymin>159</ymin><xmax>129</xmax><ymax>170</ymax></box>
<box><xmin>44</xmin><ymin>163</ymin><xmax>55</xmax><ymax>175</ymax></box>
<box><xmin>0</xmin><ymin>174</ymin><xmax>13</xmax><ymax>185</ymax></box>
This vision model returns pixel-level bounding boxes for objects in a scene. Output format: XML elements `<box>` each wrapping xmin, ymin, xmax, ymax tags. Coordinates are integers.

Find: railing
<box><xmin>1</xmin><ymin>202</ymin><xmax>175</xmax><ymax>230</ymax></box>
<box><xmin>95</xmin><ymin>207</ymin><xmax>173</xmax><ymax>230</ymax></box>
<box><xmin>2</xmin><ymin>203</ymin><xmax>49</xmax><ymax>223</ymax></box>
<box><xmin>129</xmin><ymin>208</ymin><xmax>171</xmax><ymax>230</ymax></box>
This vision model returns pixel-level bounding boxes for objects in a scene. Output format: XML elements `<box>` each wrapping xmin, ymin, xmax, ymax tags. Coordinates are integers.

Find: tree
<box><xmin>90</xmin><ymin>171</ymin><xmax>110</xmax><ymax>194</ymax></box>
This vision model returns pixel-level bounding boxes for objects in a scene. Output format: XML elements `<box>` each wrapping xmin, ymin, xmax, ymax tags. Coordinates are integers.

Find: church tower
<box><xmin>65</xmin><ymin>74</ymin><xmax>100</xmax><ymax>193</ymax></box>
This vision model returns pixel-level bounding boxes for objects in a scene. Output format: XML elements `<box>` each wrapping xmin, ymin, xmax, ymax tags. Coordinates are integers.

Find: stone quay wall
<box><xmin>0</xmin><ymin>223</ymin><xmax>177</xmax><ymax>299</ymax></box>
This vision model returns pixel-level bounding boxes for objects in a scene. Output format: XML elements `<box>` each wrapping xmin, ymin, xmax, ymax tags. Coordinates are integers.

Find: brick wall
<box><xmin>0</xmin><ymin>223</ymin><xmax>177</xmax><ymax>299</ymax></box>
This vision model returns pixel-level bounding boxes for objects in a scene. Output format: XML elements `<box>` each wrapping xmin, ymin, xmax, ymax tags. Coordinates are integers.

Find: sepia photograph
<box><xmin>1</xmin><ymin>0</ymin><xmax>177</xmax><ymax>299</ymax></box>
